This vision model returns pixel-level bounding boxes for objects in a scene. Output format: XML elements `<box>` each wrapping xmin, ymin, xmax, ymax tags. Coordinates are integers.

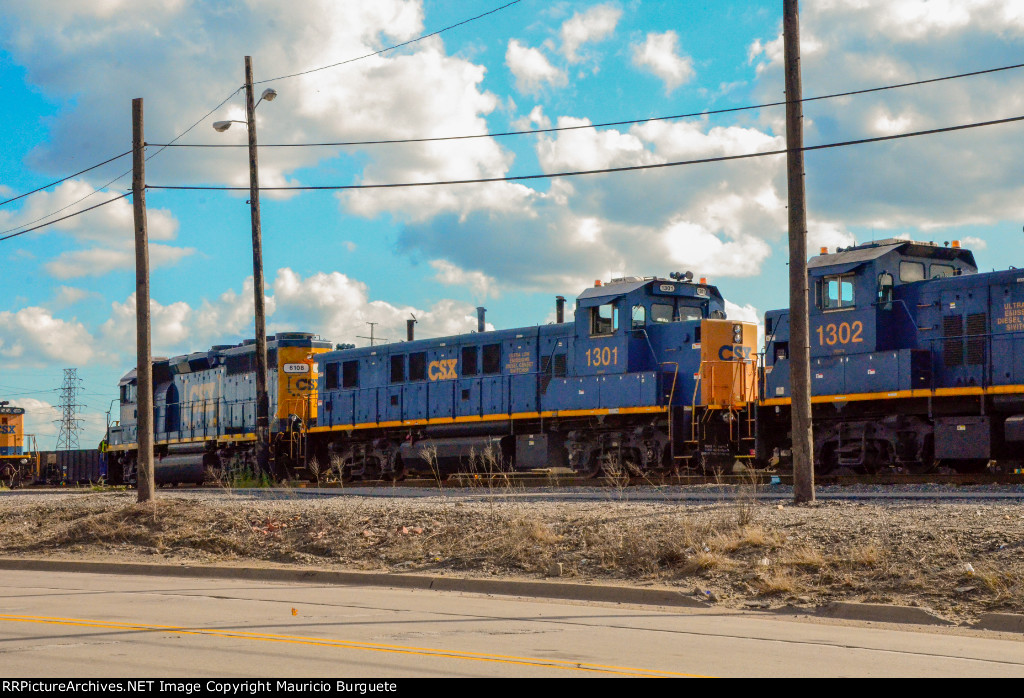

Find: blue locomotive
<box><xmin>106</xmin><ymin>332</ymin><xmax>333</xmax><ymax>484</ymax></box>
<box><xmin>308</xmin><ymin>275</ymin><xmax>759</xmax><ymax>479</ymax></box>
<box><xmin>760</xmin><ymin>238</ymin><xmax>1024</xmax><ymax>473</ymax></box>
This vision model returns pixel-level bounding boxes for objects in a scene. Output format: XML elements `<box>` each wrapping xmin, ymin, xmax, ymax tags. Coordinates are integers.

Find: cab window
<box><xmin>650</xmin><ymin>303</ymin><xmax>674</xmax><ymax>323</ymax></box>
<box><xmin>822</xmin><ymin>274</ymin><xmax>855</xmax><ymax>310</ymax></box>
<box><xmin>930</xmin><ymin>263</ymin><xmax>955</xmax><ymax>279</ymax></box>
<box><xmin>678</xmin><ymin>304</ymin><xmax>702</xmax><ymax>322</ymax></box>
<box><xmin>631</xmin><ymin>305</ymin><xmax>646</xmax><ymax>330</ymax></box>
<box><xmin>877</xmin><ymin>272</ymin><xmax>894</xmax><ymax>305</ymax></box>
<box><xmin>590</xmin><ymin>303</ymin><xmax>618</xmax><ymax>335</ymax></box>
<box><xmin>900</xmin><ymin>261</ymin><xmax>925</xmax><ymax>283</ymax></box>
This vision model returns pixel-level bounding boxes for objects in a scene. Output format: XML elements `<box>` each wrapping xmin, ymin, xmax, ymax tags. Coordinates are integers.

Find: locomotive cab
<box><xmin>764</xmin><ymin>238</ymin><xmax>978</xmax><ymax>401</ymax></box>
<box><xmin>758</xmin><ymin>238</ymin><xmax>1018</xmax><ymax>474</ymax></box>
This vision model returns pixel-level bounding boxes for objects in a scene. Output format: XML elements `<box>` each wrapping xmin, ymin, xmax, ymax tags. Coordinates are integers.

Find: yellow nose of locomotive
<box><xmin>699</xmin><ymin>319</ymin><xmax>758</xmax><ymax>407</ymax></box>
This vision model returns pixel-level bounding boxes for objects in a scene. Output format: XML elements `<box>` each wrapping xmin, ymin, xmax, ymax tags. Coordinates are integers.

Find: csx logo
<box><xmin>718</xmin><ymin>345</ymin><xmax>752</xmax><ymax>361</ymax></box>
<box><xmin>428</xmin><ymin>359</ymin><xmax>458</xmax><ymax>380</ymax></box>
<box><xmin>0</xmin><ymin>425</ymin><xmax>15</xmax><ymax>434</ymax></box>
<box><xmin>292</xmin><ymin>378</ymin><xmax>314</xmax><ymax>391</ymax></box>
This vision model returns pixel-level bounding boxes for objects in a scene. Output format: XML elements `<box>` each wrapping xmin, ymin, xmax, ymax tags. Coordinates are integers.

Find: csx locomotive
<box><xmin>760</xmin><ymin>238</ymin><xmax>1024</xmax><ymax>473</ymax></box>
<box><xmin>106</xmin><ymin>275</ymin><xmax>759</xmax><ymax>483</ymax></box>
<box><xmin>106</xmin><ymin>237</ymin><xmax>1020</xmax><ymax>482</ymax></box>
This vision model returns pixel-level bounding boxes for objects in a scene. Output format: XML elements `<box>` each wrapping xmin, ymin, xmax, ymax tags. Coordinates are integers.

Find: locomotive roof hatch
<box><xmin>576</xmin><ymin>276</ymin><xmax>724</xmax><ymax>308</ymax></box>
<box><xmin>809</xmin><ymin>238</ymin><xmax>977</xmax><ymax>276</ymax></box>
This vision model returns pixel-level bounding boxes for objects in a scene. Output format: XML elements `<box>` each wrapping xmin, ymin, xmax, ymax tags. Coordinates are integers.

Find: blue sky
<box><xmin>3</xmin><ymin>0</ymin><xmax>1024</xmax><ymax>448</ymax></box>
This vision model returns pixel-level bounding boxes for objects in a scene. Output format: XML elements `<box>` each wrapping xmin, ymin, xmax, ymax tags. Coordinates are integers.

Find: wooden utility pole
<box><xmin>784</xmin><ymin>0</ymin><xmax>815</xmax><ymax>503</ymax></box>
<box><xmin>244</xmin><ymin>56</ymin><xmax>272</xmax><ymax>478</ymax></box>
<box><xmin>131</xmin><ymin>97</ymin><xmax>155</xmax><ymax>503</ymax></box>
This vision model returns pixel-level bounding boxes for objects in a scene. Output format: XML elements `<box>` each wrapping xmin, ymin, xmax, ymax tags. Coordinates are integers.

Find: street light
<box><xmin>213</xmin><ymin>57</ymin><xmax>277</xmax><ymax>477</ymax></box>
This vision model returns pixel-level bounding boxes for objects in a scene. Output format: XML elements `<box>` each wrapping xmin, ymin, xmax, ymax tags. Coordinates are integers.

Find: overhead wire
<box><xmin>0</xmin><ymin>88</ymin><xmax>243</xmax><ymax>240</ymax></box>
<box><xmin>0</xmin><ymin>0</ymin><xmax>524</xmax><ymax>235</ymax></box>
<box><xmin>0</xmin><ymin>0</ymin><xmax>523</xmax><ymax>236</ymax></box>
<box><xmin>0</xmin><ymin>150</ymin><xmax>132</xmax><ymax>207</ymax></box>
<box><xmin>0</xmin><ymin>192</ymin><xmax>131</xmax><ymax>242</ymax></box>
<box><xmin>253</xmin><ymin>0</ymin><xmax>523</xmax><ymax>85</ymax></box>
<box><xmin>146</xmin><ymin>113</ymin><xmax>1024</xmax><ymax>193</ymax></box>
<box><xmin>150</xmin><ymin>61</ymin><xmax>1024</xmax><ymax>149</ymax></box>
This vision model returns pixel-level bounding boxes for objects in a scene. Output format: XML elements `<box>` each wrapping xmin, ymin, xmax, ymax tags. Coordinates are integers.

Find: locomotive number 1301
<box><xmin>586</xmin><ymin>346</ymin><xmax>618</xmax><ymax>367</ymax></box>
<box><xmin>816</xmin><ymin>320</ymin><xmax>864</xmax><ymax>346</ymax></box>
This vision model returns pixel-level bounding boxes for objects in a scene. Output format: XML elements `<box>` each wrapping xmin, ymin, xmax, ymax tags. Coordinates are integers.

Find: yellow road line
<box><xmin>0</xmin><ymin>613</ymin><xmax>708</xmax><ymax>678</ymax></box>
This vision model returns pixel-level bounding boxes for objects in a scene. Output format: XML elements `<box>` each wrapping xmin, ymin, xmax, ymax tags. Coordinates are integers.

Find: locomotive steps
<box><xmin>0</xmin><ymin>489</ymin><xmax>1020</xmax><ymax>629</ymax></box>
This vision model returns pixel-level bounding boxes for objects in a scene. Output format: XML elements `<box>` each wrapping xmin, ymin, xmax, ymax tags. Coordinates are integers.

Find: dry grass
<box><xmin>752</xmin><ymin>569</ymin><xmax>800</xmax><ymax>596</ymax></box>
<box><xmin>782</xmin><ymin>545</ymin><xmax>827</xmax><ymax>570</ymax></box>
<box><xmin>0</xmin><ymin>493</ymin><xmax>1022</xmax><ymax>623</ymax></box>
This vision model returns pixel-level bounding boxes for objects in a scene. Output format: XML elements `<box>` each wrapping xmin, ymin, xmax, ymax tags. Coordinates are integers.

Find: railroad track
<box><xmin>12</xmin><ymin>470</ymin><xmax>1024</xmax><ymax>491</ymax></box>
<box><xmin>281</xmin><ymin>470</ymin><xmax>1024</xmax><ymax>489</ymax></box>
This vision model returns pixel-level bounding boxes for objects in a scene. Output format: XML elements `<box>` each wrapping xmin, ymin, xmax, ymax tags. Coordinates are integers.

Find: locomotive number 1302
<box><xmin>816</xmin><ymin>320</ymin><xmax>864</xmax><ymax>346</ymax></box>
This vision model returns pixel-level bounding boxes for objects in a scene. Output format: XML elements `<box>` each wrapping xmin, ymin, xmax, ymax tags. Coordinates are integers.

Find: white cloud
<box><xmin>44</xmin><ymin>244</ymin><xmax>195</xmax><ymax>279</ymax></box>
<box><xmin>53</xmin><ymin>286</ymin><xmax>96</xmax><ymax>306</ymax></box>
<box><xmin>662</xmin><ymin>221</ymin><xmax>772</xmax><ymax>278</ymax></box>
<box><xmin>95</xmin><ymin>268</ymin><xmax>498</xmax><ymax>358</ymax></box>
<box><xmin>746</xmin><ymin>0</ymin><xmax>1024</xmax><ymax>230</ymax></box>
<box><xmin>1</xmin><ymin>1</ymin><xmax>520</xmax><ymax>225</ymax></box>
<box><xmin>960</xmin><ymin>235</ymin><xmax>988</xmax><ymax>250</ymax></box>
<box><xmin>0</xmin><ymin>180</ymin><xmax>179</xmax><ymax>244</ymax></box>
<box><xmin>0</xmin><ymin>307</ymin><xmax>101</xmax><ymax>365</ymax></box>
<box><xmin>505</xmin><ymin>39</ymin><xmax>567</xmax><ymax>95</ymax></box>
<box><xmin>560</xmin><ymin>4</ymin><xmax>622</xmax><ymax>62</ymax></box>
<box><xmin>430</xmin><ymin>259</ymin><xmax>498</xmax><ymax>298</ymax></box>
<box><xmin>631</xmin><ymin>31</ymin><xmax>694</xmax><ymax>93</ymax></box>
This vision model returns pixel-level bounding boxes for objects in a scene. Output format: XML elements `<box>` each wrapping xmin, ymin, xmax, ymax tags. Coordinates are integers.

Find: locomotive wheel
<box><xmin>580</xmin><ymin>453</ymin><xmax>602</xmax><ymax>479</ymax></box>
<box><xmin>905</xmin><ymin>459</ymin><xmax>937</xmax><ymax>475</ymax></box>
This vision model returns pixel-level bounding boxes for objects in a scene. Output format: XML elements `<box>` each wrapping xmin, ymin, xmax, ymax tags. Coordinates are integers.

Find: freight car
<box><xmin>106</xmin><ymin>332</ymin><xmax>333</xmax><ymax>484</ymax></box>
<box><xmin>759</xmin><ymin>238</ymin><xmax>1024</xmax><ymax>473</ymax></box>
<box><xmin>307</xmin><ymin>275</ymin><xmax>758</xmax><ymax>480</ymax></box>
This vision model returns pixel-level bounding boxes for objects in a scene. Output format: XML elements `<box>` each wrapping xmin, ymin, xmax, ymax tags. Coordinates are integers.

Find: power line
<box><xmin>0</xmin><ymin>150</ymin><xmax>132</xmax><ymax>208</ymax></box>
<box><xmin>150</xmin><ymin>61</ymin><xmax>1024</xmax><ymax>150</ymax></box>
<box><xmin>0</xmin><ymin>89</ymin><xmax>242</xmax><ymax>240</ymax></box>
<box><xmin>0</xmin><ymin>192</ymin><xmax>131</xmax><ymax>242</ymax></box>
<box><xmin>253</xmin><ymin>0</ymin><xmax>523</xmax><ymax>85</ymax></box>
<box><xmin>146</xmin><ymin>113</ymin><xmax>1024</xmax><ymax>193</ymax></box>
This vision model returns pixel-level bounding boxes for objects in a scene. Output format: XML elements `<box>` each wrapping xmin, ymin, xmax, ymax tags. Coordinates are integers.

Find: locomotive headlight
<box><xmin>732</xmin><ymin>324</ymin><xmax>743</xmax><ymax>343</ymax></box>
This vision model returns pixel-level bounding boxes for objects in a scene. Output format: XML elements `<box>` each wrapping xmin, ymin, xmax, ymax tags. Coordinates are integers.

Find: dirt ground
<box><xmin>0</xmin><ymin>488</ymin><xmax>1021</xmax><ymax>624</ymax></box>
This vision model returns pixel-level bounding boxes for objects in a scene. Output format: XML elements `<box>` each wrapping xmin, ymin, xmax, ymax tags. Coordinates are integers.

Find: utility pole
<box><xmin>783</xmin><ymin>0</ymin><xmax>815</xmax><ymax>503</ymax></box>
<box><xmin>244</xmin><ymin>55</ymin><xmax>272</xmax><ymax>478</ymax></box>
<box><xmin>132</xmin><ymin>97</ymin><xmax>155</xmax><ymax>503</ymax></box>
<box><xmin>358</xmin><ymin>322</ymin><xmax>386</xmax><ymax>347</ymax></box>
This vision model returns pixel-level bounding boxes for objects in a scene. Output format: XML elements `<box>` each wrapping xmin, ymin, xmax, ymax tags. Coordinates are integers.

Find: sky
<box><xmin>3</xmin><ymin>0</ymin><xmax>1024</xmax><ymax>449</ymax></box>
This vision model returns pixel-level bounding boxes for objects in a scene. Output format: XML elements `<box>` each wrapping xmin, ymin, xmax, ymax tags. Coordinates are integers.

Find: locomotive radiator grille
<box><xmin>943</xmin><ymin>314</ymin><xmax>964</xmax><ymax>367</ymax></box>
<box><xmin>966</xmin><ymin>313</ymin><xmax>987</xmax><ymax>366</ymax></box>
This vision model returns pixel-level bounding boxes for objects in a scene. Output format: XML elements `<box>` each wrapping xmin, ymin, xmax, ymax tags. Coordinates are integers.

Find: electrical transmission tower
<box><xmin>55</xmin><ymin>368</ymin><xmax>84</xmax><ymax>451</ymax></box>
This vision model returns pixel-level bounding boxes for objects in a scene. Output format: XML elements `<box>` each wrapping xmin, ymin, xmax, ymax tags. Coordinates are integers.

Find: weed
<box><xmin>782</xmin><ymin>545</ymin><xmax>827</xmax><ymax>570</ymax></box>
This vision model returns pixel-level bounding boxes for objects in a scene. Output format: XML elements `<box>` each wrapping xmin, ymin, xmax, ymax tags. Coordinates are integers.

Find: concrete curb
<box><xmin>972</xmin><ymin>613</ymin><xmax>1024</xmax><ymax>633</ymax></box>
<box><xmin>0</xmin><ymin>558</ymin><xmax>708</xmax><ymax>609</ymax></box>
<box><xmin>816</xmin><ymin>602</ymin><xmax>952</xmax><ymax>626</ymax></box>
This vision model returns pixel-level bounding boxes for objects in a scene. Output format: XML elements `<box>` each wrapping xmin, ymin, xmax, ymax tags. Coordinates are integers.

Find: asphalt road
<box><xmin>0</xmin><ymin>569</ymin><xmax>1021</xmax><ymax>677</ymax></box>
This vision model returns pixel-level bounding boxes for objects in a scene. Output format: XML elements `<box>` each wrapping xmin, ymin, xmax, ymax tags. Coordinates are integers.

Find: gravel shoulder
<box><xmin>0</xmin><ymin>487</ymin><xmax>1021</xmax><ymax>625</ymax></box>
